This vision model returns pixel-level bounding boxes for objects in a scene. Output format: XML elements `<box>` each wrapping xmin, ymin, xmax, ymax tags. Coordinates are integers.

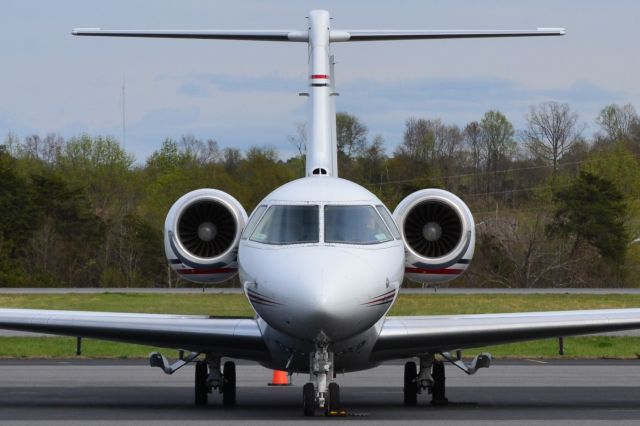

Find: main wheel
<box><xmin>403</xmin><ymin>361</ymin><xmax>418</xmax><ymax>406</ymax></box>
<box><xmin>431</xmin><ymin>361</ymin><xmax>448</xmax><ymax>405</ymax></box>
<box><xmin>327</xmin><ymin>382</ymin><xmax>340</xmax><ymax>413</ymax></box>
<box><xmin>222</xmin><ymin>361</ymin><xmax>236</xmax><ymax>406</ymax></box>
<box><xmin>195</xmin><ymin>360</ymin><xmax>208</xmax><ymax>405</ymax></box>
<box><xmin>303</xmin><ymin>382</ymin><xmax>315</xmax><ymax>417</ymax></box>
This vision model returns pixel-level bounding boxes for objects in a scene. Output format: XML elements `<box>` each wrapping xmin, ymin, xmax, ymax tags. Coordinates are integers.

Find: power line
<box><xmin>362</xmin><ymin>151</ymin><xmax>640</xmax><ymax>187</ymax></box>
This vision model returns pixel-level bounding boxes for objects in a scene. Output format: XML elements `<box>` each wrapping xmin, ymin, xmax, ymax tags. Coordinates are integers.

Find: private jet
<box><xmin>2</xmin><ymin>9</ymin><xmax>640</xmax><ymax>417</ymax></box>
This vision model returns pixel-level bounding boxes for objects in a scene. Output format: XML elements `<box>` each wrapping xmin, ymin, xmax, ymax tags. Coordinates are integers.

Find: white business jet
<box><xmin>2</xmin><ymin>9</ymin><xmax>640</xmax><ymax>417</ymax></box>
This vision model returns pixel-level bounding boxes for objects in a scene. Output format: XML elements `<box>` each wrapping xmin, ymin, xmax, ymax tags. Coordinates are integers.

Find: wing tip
<box><xmin>72</xmin><ymin>28</ymin><xmax>101</xmax><ymax>35</ymax></box>
<box><xmin>538</xmin><ymin>27</ymin><xmax>567</xmax><ymax>35</ymax></box>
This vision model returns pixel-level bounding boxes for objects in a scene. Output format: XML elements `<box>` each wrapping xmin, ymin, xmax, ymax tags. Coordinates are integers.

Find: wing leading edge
<box><xmin>0</xmin><ymin>309</ymin><xmax>269</xmax><ymax>362</ymax></box>
<box><xmin>372</xmin><ymin>308</ymin><xmax>640</xmax><ymax>362</ymax></box>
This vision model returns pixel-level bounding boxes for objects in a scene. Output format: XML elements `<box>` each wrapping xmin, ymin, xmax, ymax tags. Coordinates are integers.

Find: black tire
<box><xmin>431</xmin><ymin>361</ymin><xmax>447</xmax><ymax>404</ymax></box>
<box><xmin>195</xmin><ymin>360</ymin><xmax>208</xmax><ymax>406</ymax></box>
<box><xmin>404</xmin><ymin>361</ymin><xmax>418</xmax><ymax>406</ymax></box>
<box><xmin>303</xmin><ymin>382</ymin><xmax>315</xmax><ymax>417</ymax></box>
<box><xmin>327</xmin><ymin>382</ymin><xmax>340</xmax><ymax>412</ymax></box>
<box><xmin>222</xmin><ymin>361</ymin><xmax>236</xmax><ymax>406</ymax></box>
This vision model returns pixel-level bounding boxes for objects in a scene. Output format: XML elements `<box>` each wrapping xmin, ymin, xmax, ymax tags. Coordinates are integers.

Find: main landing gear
<box><xmin>149</xmin><ymin>351</ymin><xmax>237</xmax><ymax>406</ymax></box>
<box><xmin>403</xmin><ymin>352</ymin><xmax>492</xmax><ymax>406</ymax></box>
<box><xmin>403</xmin><ymin>354</ymin><xmax>448</xmax><ymax>406</ymax></box>
<box><xmin>303</xmin><ymin>344</ymin><xmax>343</xmax><ymax>416</ymax></box>
<box><xmin>194</xmin><ymin>356</ymin><xmax>236</xmax><ymax>406</ymax></box>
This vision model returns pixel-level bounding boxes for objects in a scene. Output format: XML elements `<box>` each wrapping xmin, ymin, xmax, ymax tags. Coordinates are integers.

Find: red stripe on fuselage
<box><xmin>177</xmin><ymin>268</ymin><xmax>237</xmax><ymax>275</ymax></box>
<box><xmin>311</xmin><ymin>74</ymin><xmax>329</xmax><ymax>79</ymax></box>
<box><xmin>405</xmin><ymin>267</ymin><xmax>463</xmax><ymax>275</ymax></box>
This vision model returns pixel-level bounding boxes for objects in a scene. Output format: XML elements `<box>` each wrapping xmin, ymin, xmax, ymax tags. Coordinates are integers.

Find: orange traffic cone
<box><xmin>268</xmin><ymin>370</ymin><xmax>291</xmax><ymax>386</ymax></box>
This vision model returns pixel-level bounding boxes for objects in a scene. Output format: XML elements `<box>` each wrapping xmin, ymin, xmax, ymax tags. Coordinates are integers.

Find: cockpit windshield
<box><xmin>324</xmin><ymin>205</ymin><xmax>393</xmax><ymax>244</ymax></box>
<box><xmin>251</xmin><ymin>205</ymin><xmax>319</xmax><ymax>245</ymax></box>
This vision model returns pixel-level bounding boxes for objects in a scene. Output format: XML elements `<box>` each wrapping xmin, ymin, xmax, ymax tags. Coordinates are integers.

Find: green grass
<box><xmin>0</xmin><ymin>293</ymin><xmax>253</xmax><ymax>316</ymax></box>
<box><xmin>0</xmin><ymin>337</ymin><xmax>165</xmax><ymax>359</ymax></box>
<box><xmin>475</xmin><ymin>336</ymin><xmax>640</xmax><ymax>359</ymax></box>
<box><xmin>390</xmin><ymin>294</ymin><xmax>640</xmax><ymax>315</ymax></box>
<box><xmin>2</xmin><ymin>292</ymin><xmax>640</xmax><ymax>359</ymax></box>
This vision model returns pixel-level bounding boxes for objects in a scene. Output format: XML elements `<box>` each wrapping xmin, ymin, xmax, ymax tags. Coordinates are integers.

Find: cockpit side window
<box><xmin>376</xmin><ymin>205</ymin><xmax>401</xmax><ymax>239</ymax></box>
<box><xmin>324</xmin><ymin>205</ymin><xmax>393</xmax><ymax>245</ymax></box>
<box><xmin>241</xmin><ymin>205</ymin><xmax>267</xmax><ymax>240</ymax></box>
<box><xmin>250</xmin><ymin>205</ymin><xmax>319</xmax><ymax>245</ymax></box>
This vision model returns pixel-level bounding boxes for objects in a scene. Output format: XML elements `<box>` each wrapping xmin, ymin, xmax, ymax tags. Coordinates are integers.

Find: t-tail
<box><xmin>73</xmin><ymin>9</ymin><xmax>565</xmax><ymax>178</ymax></box>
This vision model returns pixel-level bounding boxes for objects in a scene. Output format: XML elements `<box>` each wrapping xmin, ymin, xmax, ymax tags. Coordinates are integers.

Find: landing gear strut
<box><xmin>302</xmin><ymin>343</ymin><xmax>340</xmax><ymax>416</ymax></box>
<box><xmin>193</xmin><ymin>356</ymin><xmax>236</xmax><ymax>406</ymax></box>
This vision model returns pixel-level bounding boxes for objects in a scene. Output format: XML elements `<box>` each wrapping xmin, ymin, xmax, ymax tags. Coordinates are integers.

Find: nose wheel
<box><xmin>302</xmin><ymin>383</ymin><xmax>315</xmax><ymax>416</ymax></box>
<box><xmin>302</xmin><ymin>381</ymin><xmax>341</xmax><ymax>416</ymax></box>
<box><xmin>327</xmin><ymin>382</ymin><xmax>341</xmax><ymax>413</ymax></box>
<box><xmin>303</xmin><ymin>343</ymin><xmax>342</xmax><ymax>416</ymax></box>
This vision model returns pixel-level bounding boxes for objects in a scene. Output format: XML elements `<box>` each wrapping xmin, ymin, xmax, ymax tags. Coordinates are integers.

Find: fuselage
<box><xmin>238</xmin><ymin>177</ymin><xmax>405</xmax><ymax>353</ymax></box>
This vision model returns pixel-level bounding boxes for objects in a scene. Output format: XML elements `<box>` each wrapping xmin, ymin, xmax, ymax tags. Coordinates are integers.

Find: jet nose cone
<box><xmin>287</xmin><ymin>248</ymin><xmax>382</xmax><ymax>341</ymax></box>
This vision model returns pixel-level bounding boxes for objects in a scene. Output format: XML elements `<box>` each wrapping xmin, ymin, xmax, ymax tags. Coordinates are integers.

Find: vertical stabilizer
<box><xmin>72</xmin><ymin>11</ymin><xmax>565</xmax><ymax>179</ymax></box>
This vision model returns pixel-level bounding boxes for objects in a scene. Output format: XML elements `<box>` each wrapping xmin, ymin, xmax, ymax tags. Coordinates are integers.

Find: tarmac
<box><xmin>0</xmin><ymin>359</ymin><xmax>639</xmax><ymax>425</ymax></box>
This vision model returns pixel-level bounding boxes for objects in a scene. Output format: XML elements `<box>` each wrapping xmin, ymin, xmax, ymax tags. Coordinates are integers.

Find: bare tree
<box><xmin>336</xmin><ymin>112</ymin><xmax>368</xmax><ymax>159</ymax></box>
<box><xmin>395</xmin><ymin>117</ymin><xmax>435</xmax><ymax>164</ymax></box>
<box><xmin>179</xmin><ymin>134</ymin><xmax>221</xmax><ymax>165</ymax></box>
<box><xmin>523</xmin><ymin>102</ymin><xmax>583</xmax><ymax>177</ymax></box>
<box><xmin>596</xmin><ymin>103</ymin><xmax>639</xmax><ymax>142</ymax></box>
<box><xmin>288</xmin><ymin>122</ymin><xmax>307</xmax><ymax>157</ymax></box>
<box><xmin>362</xmin><ymin>134</ymin><xmax>387</xmax><ymax>183</ymax></box>
<box><xmin>464</xmin><ymin>121</ymin><xmax>483</xmax><ymax>191</ymax></box>
<box><xmin>397</xmin><ymin>118</ymin><xmax>462</xmax><ymax>163</ymax></box>
<box><xmin>222</xmin><ymin>147</ymin><xmax>242</xmax><ymax>171</ymax></box>
<box><xmin>480</xmin><ymin>110</ymin><xmax>515</xmax><ymax>193</ymax></box>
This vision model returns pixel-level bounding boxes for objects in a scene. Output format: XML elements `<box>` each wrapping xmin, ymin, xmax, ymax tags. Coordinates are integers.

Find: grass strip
<box><xmin>1</xmin><ymin>336</ymin><xmax>639</xmax><ymax>360</ymax></box>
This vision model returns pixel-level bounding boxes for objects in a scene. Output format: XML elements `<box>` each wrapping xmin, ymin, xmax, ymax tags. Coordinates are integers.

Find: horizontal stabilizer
<box><xmin>331</xmin><ymin>28</ymin><xmax>565</xmax><ymax>42</ymax></box>
<box><xmin>72</xmin><ymin>28</ymin><xmax>565</xmax><ymax>43</ymax></box>
<box><xmin>72</xmin><ymin>29</ymin><xmax>308</xmax><ymax>42</ymax></box>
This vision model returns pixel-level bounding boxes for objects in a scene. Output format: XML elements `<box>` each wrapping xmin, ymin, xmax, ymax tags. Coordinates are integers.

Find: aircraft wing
<box><xmin>0</xmin><ymin>309</ymin><xmax>269</xmax><ymax>362</ymax></box>
<box><xmin>371</xmin><ymin>308</ymin><xmax>640</xmax><ymax>362</ymax></box>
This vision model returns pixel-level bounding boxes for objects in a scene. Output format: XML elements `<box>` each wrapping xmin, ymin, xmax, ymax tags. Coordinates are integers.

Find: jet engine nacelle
<box><xmin>393</xmin><ymin>189</ymin><xmax>475</xmax><ymax>284</ymax></box>
<box><xmin>164</xmin><ymin>189</ymin><xmax>248</xmax><ymax>284</ymax></box>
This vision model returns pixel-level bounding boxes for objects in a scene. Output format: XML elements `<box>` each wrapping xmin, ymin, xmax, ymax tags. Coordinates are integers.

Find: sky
<box><xmin>0</xmin><ymin>0</ymin><xmax>638</xmax><ymax>161</ymax></box>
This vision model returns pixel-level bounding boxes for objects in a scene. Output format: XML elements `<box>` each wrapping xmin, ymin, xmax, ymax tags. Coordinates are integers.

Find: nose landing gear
<box><xmin>303</xmin><ymin>344</ymin><xmax>343</xmax><ymax>416</ymax></box>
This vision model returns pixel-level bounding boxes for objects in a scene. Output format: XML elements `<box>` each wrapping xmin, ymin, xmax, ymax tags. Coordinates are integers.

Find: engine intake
<box><xmin>164</xmin><ymin>189</ymin><xmax>247</xmax><ymax>284</ymax></box>
<box><xmin>178</xmin><ymin>200</ymin><xmax>236</xmax><ymax>258</ymax></box>
<box><xmin>394</xmin><ymin>189</ymin><xmax>475</xmax><ymax>284</ymax></box>
<box><xmin>404</xmin><ymin>200</ymin><xmax>463</xmax><ymax>258</ymax></box>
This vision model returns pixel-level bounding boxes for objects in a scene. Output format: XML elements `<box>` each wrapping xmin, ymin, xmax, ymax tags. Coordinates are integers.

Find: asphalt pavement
<box><xmin>0</xmin><ymin>359</ymin><xmax>639</xmax><ymax>425</ymax></box>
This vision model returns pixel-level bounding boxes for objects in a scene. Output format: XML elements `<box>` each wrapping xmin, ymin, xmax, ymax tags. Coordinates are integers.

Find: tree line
<box><xmin>1</xmin><ymin>102</ymin><xmax>639</xmax><ymax>288</ymax></box>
